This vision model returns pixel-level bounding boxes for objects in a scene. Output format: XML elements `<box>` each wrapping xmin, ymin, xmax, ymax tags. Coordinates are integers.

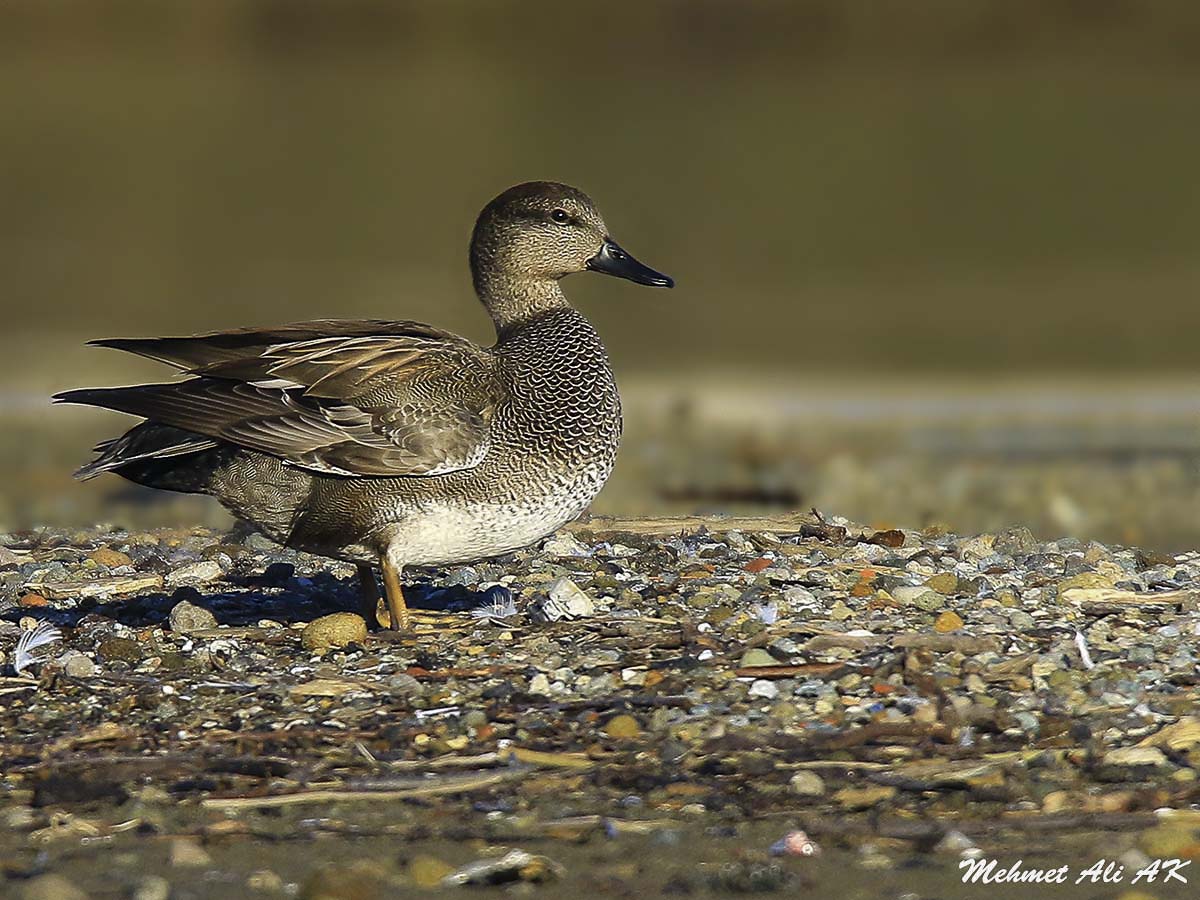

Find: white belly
<box><xmin>380</xmin><ymin>454</ymin><xmax>613</xmax><ymax>567</ymax></box>
<box><xmin>380</xmin><ymin>496</ymin><xmax>585</xmax><ymax>566</ymax></box>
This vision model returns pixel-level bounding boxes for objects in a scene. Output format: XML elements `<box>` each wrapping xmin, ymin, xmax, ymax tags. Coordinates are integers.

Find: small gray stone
<box><xmin>1013</xmin><ymin>711</ymin><xmax>1040</xmax><ymax>733</ymax></box>
<box><xmin>1128</xmin><ymin>646</ymin><xmax>1156</xmax><ymax>664</ymax></box>
<box><xmin>1008</xmin><ymin>610</ymin><xmax>1035</xmax><ymax>629</ymax></box>
<box><xmin>62</xmin><ymin>653</ymin><xmax>97</xmax><ymax>678</ymax></box>
<box><xmin>385</xmin><ymin>673</ymin><xmax>424</xmax><ymax>698</ymax></box>
<box><xmin>789</xmin><ymin>770</ymin><xmax>826</xmax><ymax>797</ymax></box>
<box><xmin>740</xmin><ymin>648</ymin><xmax>777</xmax><ymax>668</ymax></box>
<box><xmin>892</xmin><ymin>586</ymin><xmax>945</xmax><ymax>610</ymax></box>
<box><xmin>993</xmin><ymin>526</ymin><xmax>1038</xmax><ymax>556</ymax></box>
<box><xmin>934</xmin><ymin>829</ymin><xmax>977</xmax><ymax>854</ymax></box>
<box><xmin>781</xmin><ymin>586</ymin><xmax>817</xmax><ymax>609</ymax></box>
<box><xmin>166</xmin><ymin>560</ymin><xmax>223</xmax><ymax>588</ymax></box>
<box><xmin>168</xmin><ymin>600</ymin><xmax>218</xmax><ymax>634</ymax></box>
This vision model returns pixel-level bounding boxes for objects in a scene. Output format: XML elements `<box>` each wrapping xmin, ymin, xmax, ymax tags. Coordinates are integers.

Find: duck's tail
<box><xmin>70</xmin><ymin>420</ymin><xmax>228</xmax><ymax>494</ymax></box>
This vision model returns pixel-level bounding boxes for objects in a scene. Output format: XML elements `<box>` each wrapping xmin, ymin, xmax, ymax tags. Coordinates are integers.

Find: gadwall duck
<box><xmin>56</xmin><ymin>182</ymin><xmax>673</xmax><ymax>629</ymax></box>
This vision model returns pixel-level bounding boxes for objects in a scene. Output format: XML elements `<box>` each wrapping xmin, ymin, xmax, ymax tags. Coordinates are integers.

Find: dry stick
<box><xmin>200</xmin><ymin>769</ymin><xmax>520</xmax><ymax>811</ymax></box>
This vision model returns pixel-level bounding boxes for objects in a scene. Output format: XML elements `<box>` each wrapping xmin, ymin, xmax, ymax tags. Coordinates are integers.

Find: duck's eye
<box><xmin>549</xmin><ymin>208</ymin><xmax>571</xmax><ymax>225</ymax></box>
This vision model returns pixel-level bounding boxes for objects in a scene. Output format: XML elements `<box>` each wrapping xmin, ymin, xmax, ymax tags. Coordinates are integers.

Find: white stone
<box><xmin>166</xmin><ymin>560</ymin><xmax>223</xmax><ymax>587</ymax></box>
<box><xmin>537</xmin><ymin>577</ymin><xmax>595</xmax><ymax>621</ymax></box>
<box><xmin>748</xmin><ymin>679</ymin><xmax>779</xmax><ymax>699</ymax></box>
<box><xmin>1104</xmin><ymin>746</ymin><xmax>1167</xmax><ymax>767</ymax></box>
<box><xmin>541</xmin><ymin>534</ymin><xmax>590</xmax><ymax>557</ymax></box>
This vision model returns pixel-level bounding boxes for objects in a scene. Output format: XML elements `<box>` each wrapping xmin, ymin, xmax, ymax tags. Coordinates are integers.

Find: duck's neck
<box><xmin>473</xmin><ymin>269</ymin><xmax>572</xmax><ymax>333</ymax></box>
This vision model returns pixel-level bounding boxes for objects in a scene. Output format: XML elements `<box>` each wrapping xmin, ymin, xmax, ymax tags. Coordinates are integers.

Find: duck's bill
<box><xmin>586</xmin><ymin>239</ymin><xmax>674</xmax><ymax>288</ymax></box>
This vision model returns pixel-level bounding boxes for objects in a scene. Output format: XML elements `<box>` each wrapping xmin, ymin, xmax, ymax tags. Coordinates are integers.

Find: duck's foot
<box><xmin>359</xmin><ymin>560</ymin><xmax>462</xmax><ymax>631</ymax></box>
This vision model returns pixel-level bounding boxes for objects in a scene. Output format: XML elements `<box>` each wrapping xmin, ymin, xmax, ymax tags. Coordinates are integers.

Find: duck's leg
<box><xmin>357</xmin><ymin>564</ymin><xmax>389</xmax><ymax>629</ymax></box>
<box><xmin>379</xmin><ymin>553</ymin><xmax>411</xmax><ymax>631</ymax></box>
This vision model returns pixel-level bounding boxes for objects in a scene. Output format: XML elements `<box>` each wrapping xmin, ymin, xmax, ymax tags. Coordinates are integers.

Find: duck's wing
<box><xmin>59</xmin><ymin>321</ymin><xmax>500</xmax><ymax>478</ymax></box>
<box><xmin>89</xmin><ymin>319</ymin><xmax>456</xmax><ymax>371</ymax></box>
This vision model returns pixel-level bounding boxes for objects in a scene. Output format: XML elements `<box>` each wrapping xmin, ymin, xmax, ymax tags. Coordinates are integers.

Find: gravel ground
<box><xmin>2</xmin><ymin>512</ymin><xmax>1200</xmax><ymax>898</ymax></box>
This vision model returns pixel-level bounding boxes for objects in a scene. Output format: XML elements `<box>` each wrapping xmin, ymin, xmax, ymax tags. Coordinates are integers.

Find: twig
<box><xmin>200</xmin><ymin>769</ymin><xmax>520</xmax><ymax>810</ymax></box>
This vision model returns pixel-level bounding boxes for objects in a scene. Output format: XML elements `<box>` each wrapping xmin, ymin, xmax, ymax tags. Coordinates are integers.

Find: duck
<box><xmin>55</xmin><ymin>181</ymin><xmax>673</xmax><ymax>629</ymax></box>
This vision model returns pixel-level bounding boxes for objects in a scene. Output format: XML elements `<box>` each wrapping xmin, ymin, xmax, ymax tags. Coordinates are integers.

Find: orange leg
<box><xmin>379</xmin><ymin>554</ymin><xmax>411</xmax><ymax>631</ymax></box>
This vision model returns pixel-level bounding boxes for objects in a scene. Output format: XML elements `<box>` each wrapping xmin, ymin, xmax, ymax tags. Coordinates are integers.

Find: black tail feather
<box><xmin>73</xmin><ymin>421</ymin><xmax>219</xmax><ymax>482</ymax></box>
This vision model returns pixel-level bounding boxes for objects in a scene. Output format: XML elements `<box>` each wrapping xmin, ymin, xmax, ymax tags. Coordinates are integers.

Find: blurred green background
<box><xmin>3</xmin><ymin>0</ymin><xmax>1200</xmax><ymax>548</ymax></box>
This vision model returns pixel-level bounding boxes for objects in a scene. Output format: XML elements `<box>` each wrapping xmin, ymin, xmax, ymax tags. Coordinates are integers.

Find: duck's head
<box><xmin>470</xmin><ymin>181</ymin><xmax>672</xmax><ymax>325</ymax></box>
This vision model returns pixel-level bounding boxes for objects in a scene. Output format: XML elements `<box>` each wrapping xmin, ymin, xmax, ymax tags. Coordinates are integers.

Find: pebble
<box><xmin>1128</xmin><ymin>646</ymin><xmax>1155</xmax><ymax>664</ymax></box>
<box><xmin>537</xmin><ymin>576</ymin><xmax>595</xmax><ymax>620</ymax></box>
<box><xmin>166</xmin><ymin>560</ymin><xmax>223</xmax><ymax>587</ymax></box>
<box><xmin>893</xmin><ymin>585</ymin><xmax>934</xmax><ymax>606</ymax></box>
<box><xmin>1145</xmin><ymin>717</ymin><xmax>1200</xmax><ymax>751</ymax></box>
<box><xmin>168</xmin><ymin>599</ymin><xmax>218</xmax><ymax>634</ymax></box>
<box><xmin>924</xmin><ymin>572</ymin><xmax>958</xmax><ymax>594</ymax></box>
<box><xmin>246</xmin><ymin>870</ymin><xmax>285</xmax><ymax>893</ymax></box>
<box><xmin>1057</xmin><ymin>572</ymin><xmax>1115</xmax><ymax>592</ymax></box>
<box><xmin>131</xmin><ymin>875</ymin><xmax>172</xmax><ymax>900</ymax></box>
<box><xmin>169</xmin><ymin>837</ymin><xmax>212</xmax><ymax>867</ymax></box>
<box><xmin>541</xmin><ymin>534</ymin><xmax>590</xmax><ymax>557</ymax></box>
<box><xmin>443</xmin><ymin>849</ymin><xmax>563</xmax><ymax>886</ymax></box>
<box><xmin>1117</xmin><ymin>848</ymin><xmax>1151</xmax><ymax>872</ymax></box>
<box><xmin>934</xmin><ymin>611</ymin><xmax>964</xmax><ymax>633</ymax></box>
<box><xmin>828</xmin><ymin>600</ymin><xmax>853</xmax><ymax>620</ymax></box>
<box><xmin>993</xmin><ymin>526</ymin><xmax>1037</xmax><ymax>555</ymax></box>
<box><xmin>739</xmin><ymin>648</ymin><xmax>776</xmax><ymax>668</ymax></box>
<box><xmin>782</xmin><ymin>586</ymin><xmax>818</xmax><ymax>608</ymax></box>
<box><xmin>88</xmin><ymin>547</ymin><xmax>133</xmax><ymax>568</ymax></box>
<box><xmin>97</xmin><ymin>637</ymin><xmax>142</xmax><ymax>664</ymax></box>
<box><xmin>934</xmin><ymin>830</ymin><xmax>977</xmax><ymax>854</ymax></box>
<box><xmin>955</xmin><ymin>535</ymin><xmax>996</xmax><ymax>561</ymax></box>
<box><xmin>1138</xmin><ymin>822</ymin><xmax>1200</xmax><ymax>858</ymax></box>
<box><xmin>833</xmin><ymin>785</ymin><xmax>898</xmax><ymax>810</ymax></box>
<box><xmin>385</xmin><ymin>673</ymin><xmax>424</xmax><ymax>698</ymax></box>
<box><xmin>7</xmin><ymin>517</ymin><xmax>1200</xmax><ymax>896</ymax></box>
<box><xmin>604</xmin><ymin>714</ymin><xmax>641</xmax><ymax>739</ymax></box>
<box><xmin>61</xmin><ymin>652</ymin><xmax>97</xmax><ymax>678</ymax></box>
<box><xmin>19</xmin><ymin>874</ymin><xmax>89</xmax><ymax>900</ymax></box>
<box><xmin>1104</xmin><ymin>746</ymin><xmax>1168</xmax><ymax>768</ymax></box>
<box><xmin>301</xmin><ymin>613</ymin><xmax>368</xmax><ymax>652</ymax></box>
<box><xmin>788</xmin><ymin>770</ymin><xmax>826</xmax><ymax>797</ymax></box>
<box><xmin>748</xmin><ymin>679</ymin><xmax>779</xmax><ymax>699</ymax></box>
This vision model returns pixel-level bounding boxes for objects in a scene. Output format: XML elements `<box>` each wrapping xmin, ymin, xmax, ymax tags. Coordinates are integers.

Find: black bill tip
<box><xmin>586</xmin><ymin>239</ymin><xmax>674</xmax><ymax>288</ymax></box>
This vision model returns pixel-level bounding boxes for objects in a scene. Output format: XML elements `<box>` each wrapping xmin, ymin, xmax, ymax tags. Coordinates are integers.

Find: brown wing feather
<box><xmin>67</xmin><ymin>321</ymin><xmax>499</xmax><ymax>478</ymax></box>
<box><xmin>195</xmin><ymin>333</ymin><xmax>454</xmax><ymax>401</ymax></box>
<box><xmin>90</xmin><ymin>319</ymin><xmax>461</xmax><ymax>372</ymax></box>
